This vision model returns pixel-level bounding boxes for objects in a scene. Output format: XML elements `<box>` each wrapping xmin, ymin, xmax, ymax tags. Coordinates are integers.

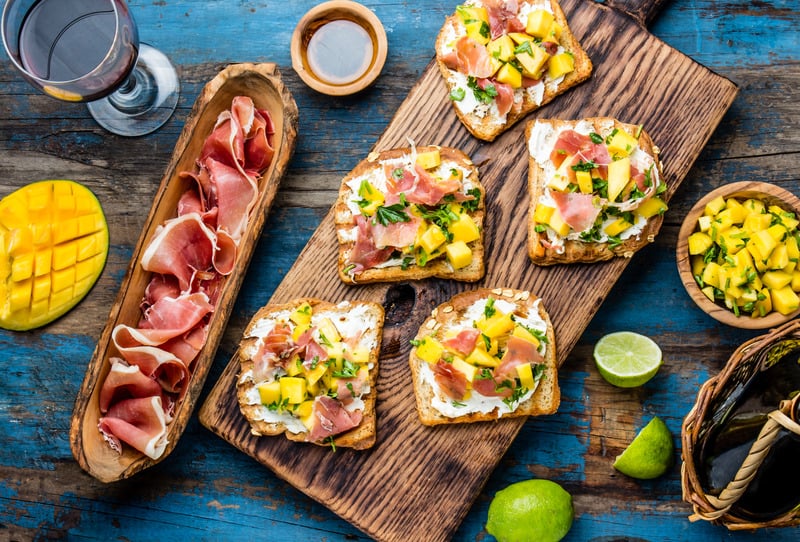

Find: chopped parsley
<box><xmin>589</xmin><ymin>132</ymin><xmax>604</xmax><ymax>144</ymax></box>
<box><xmin>449</xmin><ymin>87</ymin><xmax>466</xmax><ymax>101</ymax></box>
<box><xmin>332</xmin><ymin>359</ymin><xmax>359</xmax><ymax>379</ymax></box>
<box><xmin>374</xmin><ymin>202</ymin><xmax>410</xmax><ymax>226</ymax></box>
<box><xmin>460</xmin><ymin>187</ymin><xmax>482</xmax><ymax>212</ymax></box>
<box><xmin>467</xmin><ymin>76</ymin><xmax>498</xmax><ymax>104</ymax></box>
<box><xmin>484</xmin><ymin>297</ymin><xmax>497</xmax><ymax>318</ymax></box>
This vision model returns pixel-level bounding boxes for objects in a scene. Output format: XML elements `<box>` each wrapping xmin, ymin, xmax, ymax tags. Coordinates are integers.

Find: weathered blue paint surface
<box><xmin>1</xmin><ymin>0</ymin><xmax>799</xmax><ymax>540</ymax></box>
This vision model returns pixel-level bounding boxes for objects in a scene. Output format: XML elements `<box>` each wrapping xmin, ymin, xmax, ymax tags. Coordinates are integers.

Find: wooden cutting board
<box><xmin>199</xmin><ymin>1</ymin><xmax>738</xmax><ymax>540</ymax></box>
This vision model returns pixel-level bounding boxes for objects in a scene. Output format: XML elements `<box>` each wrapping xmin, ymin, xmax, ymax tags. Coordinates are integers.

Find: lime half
<box><xmin>486</xmin><ymin>479</ymin><xmax>573</xmax><ymax>542</ymax></box>
<box><xmin>593</xmin><ymin>331</ymin><xmax>662</xmax><ymax>388</ymax></box>
<box><xmin>613</xmin><ymin>416</ymin><xmax>674</xmax><ymax>479</ymax></box>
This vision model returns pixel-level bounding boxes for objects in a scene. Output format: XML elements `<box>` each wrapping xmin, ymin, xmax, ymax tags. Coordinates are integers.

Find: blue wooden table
<box><xmin>1</xmin><ymin>1</ymin><xmax>799</xmax><ymax>540</ymax></box>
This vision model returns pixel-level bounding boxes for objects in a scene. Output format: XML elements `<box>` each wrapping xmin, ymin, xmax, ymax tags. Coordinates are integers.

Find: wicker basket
<box><xmin>681</xmin><ymin>318</ymin><xmax>800</xmax><ymax>530</ymax></box>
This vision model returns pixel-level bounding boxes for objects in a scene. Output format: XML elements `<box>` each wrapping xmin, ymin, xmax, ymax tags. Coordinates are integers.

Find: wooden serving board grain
<box><xmin>198</xmin><ymin>1</ymin><xmax>738</xmax><ymax>540</ymax></box>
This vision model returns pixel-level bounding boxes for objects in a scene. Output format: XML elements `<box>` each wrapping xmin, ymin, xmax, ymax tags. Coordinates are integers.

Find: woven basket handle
<box><xmin>696</xmin><ymin>394</ymin><xmax>800</xmax><ymax>520</ymax></box>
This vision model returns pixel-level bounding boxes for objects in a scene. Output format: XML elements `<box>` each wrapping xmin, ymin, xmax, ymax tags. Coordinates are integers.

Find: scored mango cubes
<box><xmin>0</xmin><ymin>180</ymin><xmax>108</xmax><ymax>330</ymax></box>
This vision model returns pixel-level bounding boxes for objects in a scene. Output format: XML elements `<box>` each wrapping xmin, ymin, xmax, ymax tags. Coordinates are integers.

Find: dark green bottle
<box><xmin>695</xmin><ymin>339</ymin><xmax>800</xmax><ymax>521</ymax></box>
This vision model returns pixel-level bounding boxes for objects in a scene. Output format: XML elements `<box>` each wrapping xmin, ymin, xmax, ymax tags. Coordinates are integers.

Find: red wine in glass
<box><xmin>2</xmin><ymin>0</ymin><xmax>179</xmax><ymax>136</ymax></box>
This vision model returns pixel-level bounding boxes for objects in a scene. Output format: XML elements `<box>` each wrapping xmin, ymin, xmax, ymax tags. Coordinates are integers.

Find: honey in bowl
<box><xmin>291</xmin><ymin>1</ymin><xmax>388</xmax><ymax>96</ymax></box>
<box><xmin>304</xmin><ymin>18</ymin><xmax>375</xmax><ymax>86</ymax></box>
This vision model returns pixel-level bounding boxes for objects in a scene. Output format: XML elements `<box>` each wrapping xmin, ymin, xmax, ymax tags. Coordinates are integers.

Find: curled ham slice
<box><xmin>206</xmin><ymin>157</ymin><xmax>258</xmax><ymax>242</ymax></box>
<box><xmin>497</xmin><ymin>336</ymin><xmax>544</xmax><ymax>377</ymax></box>
<box><xmin>99</xmin><ymin>358</ymin><xmax>162</xmax><ymax>413</ymax></box>
<box><xmin>306</xmin><ymin>395</ymin><xmax>363</xmax><ymax>443</ymax></box>
<box><xmin>449</xmin><ymin>36</ymin><xmax>495</xmax><ymax>78</ymax></box>
<box><xmin>443</xmin><ymin>328</ymin><xmax>480</xmax><ymax>358</ymax></box>
<box><xmin>385</xmin><ymin>163</ymin><xmax>461</xmax><ymax>206</ymax></box>
<box><xmin>478</xmin><ymin>78</ymin><xmax>514</xmax><ymax>117</ymax></box>
<box><xmin>483</xmin><ymin>0</ymin><xmax>522</xmax><ymax>39</ymax></box>
<box><xmin>100</xmin><ymin>97</ymin><xmax>275</xmax><ymax>459</ymax></box>
<box><xmin>140</xmin><ymin>214</ymin><xmax>217</xmax><ymax>292</ymax></box>
<box><xmin>98</xmin><ymin>396</ymin><xmax>168</xmax><ymax>459</ymax></box>
<box><xmin>433</xmin><ymin>360</ymin><xmax>469</xmax><ymax>401</ymax></box>
<box><xmin>550</xmin><ymin>190</ymin><xmax>602</xmax><ymax>233</ymax></box>
<box><xmin>348</xmin><ymin>215</ymin><xmax>395</xmax><ymax>272</ymax></box>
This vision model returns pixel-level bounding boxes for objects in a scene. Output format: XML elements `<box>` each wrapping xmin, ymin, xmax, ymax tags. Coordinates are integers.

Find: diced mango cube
<box><xmin>317</xmin><ymin>317</ymin><xmax>342</xmax><ymax>344</ymax></box>
<box><xmin>53</xmin><ymin>241</ymin><xmax>78</xmax><ymax>271</ymax></box>
<box><xmin>290</xmin><ymin>302</ymin><xmax>313</xmax><ymax>326</ymax></box>
<box><xmin>452</xmin><ymin>356</ymin><xmax>478</xmax><ymax>382</ymax></box>
<box><xmin>446</xmin><ymin>241</ymin><xmax>473</xmax><ymax>269</ymax></box>
<box><xmin>687</xmin><ymin>232</ymin><xmax>713</xmax><ymax>255</ymax></box>
<box><xmin>526</xmin><ymin>9</ymin><xmax>554</xmax><ymax>38</ymax></box>
<box><xmin>416</xmin><ymin>149</ymin><xmax>441</xmax><ymax>170</ymax></box>
<box><xmin>481</xmin><ymin>313</ymin><xmax>515</xmax><ymax>339</ymax></box>
<box><xmin>466</xmin><ymin>346</ymin><xmax>499</xmax><ymax>367</ymax></box>
<box><xmin>9</xmin><ymin>278</ymin><xmax>32</xmax><ymax>313</ymax></box>
<box><xmin>704</xmin><ymin>195</ymin><xmax>726</xmax><ymax>216</ymax></box>
<box><xmin>516</xmin><ymin>362</ymin><xmax>537</xmax><ymax>390</ymax></box>
<box><xmin>415</xmin><ymin>336</ymin><xmax>444</xmax><ymax>364</ymax></box>
<box><xmin>495</xmin><ymin>62</ymin><xmax>522</xmax><ymax>89</ymax></box>
<box><xmin>418</xmin><ymin>224</ymin><xmax>447</xmax><ymax>254</ymax></box>
<box><xmin>607</xmin><ymin>157</ymin><xmax>630</xmax><ymax>203</ymax></box>
<box><xmin>487</xmin><ymin>35</ymin><xmax>515</xmax><ymax>62</ymax></box>
<box><xmin>280</xmin><ymin>377</ymin><xmax>307</xmax><ymax>404</ymax></box>
<box><xmin>771</xmin><ymin>286</ymin><xmax>800</xmax><ymax>315</ymax></box>
<box><xmin>533</xmin><ymin>203</ymin><xmax>555</xmax><ymax>225</ymax></box>
<box><xmin>450</xmin><ymin>213</ymin><xmax>480</xmax><ymax>244</ymax></box>
<box><xmin>257</xmin><ymin>381</ymin><xmax>282</xmax><ymax>406</ymax></box>
<box><xmin>304</xmin><ymin>362</ymin><xmax>328</xmax><ymax>387</ymax></box>
<box><xmin>11</xmin><ymin>253</ymin><xmax>34</xmax><ymax>282</ymax></box>
<box><xmin>636</xmin><ymin>196</ymin><xmax>667</xmax><ymax>219</ymax></box>
<box><xmin>547</xmin><ymin>52</ymin><xmax>574</xmax><ymax>79</ymax></box>
<box><xmin>762</xmin><ymin>270</ymin><xmax>793</xmax><ymax>290</ymax></box>
<box><xmin>512</xmin><ymin>324</ymin><xmax>541</xmax><ymax>347</ymax></box>
<box><xmin>606</xmin><ymin>129</ymin><xmax>639</xmax><ymax>157</ymax></box>
<box><xmin>575</xmin><ymin>170</ymin><xmax>593</xmax><ymax>194</ymax></box>
<box><xmin>547</xmin><ymin>207</ymin><xmax>572</xmax><ymax>237</ymax></box>
<box><xmin>515</xmin><ymin>46</ymin><xmax>549</xmax><ymax>79</ymax></box>
<box><xmin>605</xmin><ymin>217</ymin><xmax>633</xmax><ymax>237</ymax></box>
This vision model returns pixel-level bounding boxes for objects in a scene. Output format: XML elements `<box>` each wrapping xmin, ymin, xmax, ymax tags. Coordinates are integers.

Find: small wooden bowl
<box><xmin>290</xmin><ymin>0</ymin><xmax>388</xmax><ymax>96</ymax></box>
<box><xmin>676</xmin><ymin>181</ymin><xmax>800</xmax><ymax>329</ymax></box>
<box><xmin>69</xmin><ymin>63</ymin><xmax>298</xmax><ymax>483</ymax></box>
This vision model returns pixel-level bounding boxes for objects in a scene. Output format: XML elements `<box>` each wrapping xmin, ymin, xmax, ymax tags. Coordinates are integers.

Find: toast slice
<box><xmin>435</xmin><ymin>0</ymin><xmax>592</xmax><ymax>141</ymax></box>
<box><xmin>236</xmin><ymin>298</ymin><xmax>384</xmax><ymax>449</ymax></box>
<box><xmin>335</xmin><ymin>145</ymin><xmax>485</xmax><ymax>284</ymax></box>
<box><xmin>527</xmin><ymin>117</ymin><xmax>667</xmax><ymax>265</ymax></box>
<box><xmin>409</xmin><ymin>287</ymin><xmax>559</xmax><ymax>426</ymax></box>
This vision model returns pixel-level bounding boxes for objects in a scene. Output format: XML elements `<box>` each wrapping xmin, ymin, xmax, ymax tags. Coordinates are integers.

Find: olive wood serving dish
<box><xmin>69</xmin><ymin>63</ymin><xmax>298</xmax><ymax>483</ymax></box>
<box><xmin>676</xmin><ymin>181</ymin><xmax>800</xmax><ymax>329</ymax></box>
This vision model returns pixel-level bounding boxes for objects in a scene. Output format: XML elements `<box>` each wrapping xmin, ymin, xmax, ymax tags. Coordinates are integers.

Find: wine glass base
<box><xmin>87</xmin><ymin>43</ymin><xmax>179</xmax><ymax>137</ymax></box>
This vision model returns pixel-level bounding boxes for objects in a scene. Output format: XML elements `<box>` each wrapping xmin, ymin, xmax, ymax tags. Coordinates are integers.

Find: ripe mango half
<box><xmin>0</xmin><ymin>180</ymin><xmax>108</xmax><ymax>330</ymax></box>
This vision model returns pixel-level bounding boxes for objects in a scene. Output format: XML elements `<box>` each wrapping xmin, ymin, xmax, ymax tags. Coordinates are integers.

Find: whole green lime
<box><xmin>486</xmin><ymin>479</ymin><xmax>573</xmax><ymax>542</ymax></box>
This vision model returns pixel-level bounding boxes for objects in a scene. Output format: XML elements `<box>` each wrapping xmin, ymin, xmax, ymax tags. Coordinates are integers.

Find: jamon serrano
<box><xmin>97</xmin><ymin>96</ymin><xmax>275</xmax><ymax>458</ymax></box>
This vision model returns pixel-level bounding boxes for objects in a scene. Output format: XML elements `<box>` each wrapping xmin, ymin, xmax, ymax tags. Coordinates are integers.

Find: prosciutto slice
<box><xmin>99</xmin><ymin>358</ymin><xmax>162</xmax><ymax>413</ymax></box>
<box><xmin>550</xmin><ymin>190</ymin><xmax>602</xmax><ymax>233</ymax></box>
<box><xmin>140</xmin><ymin>214</ymin><xmax>217</xmax><ymax>292</ymax></box>
<box><xmin>98</xmin><ymin>96</ymin><xmax>276</xmax><ymax>459</ymax></box>
<box><xmin>306</xmin><ymin>395</ymin><xmax>363</xmax><ymax>443</ymax></box>
<box><xmin>98</xmin><ymin>396</ymin><xmax>168</xmax><ymax>459</ymax></box>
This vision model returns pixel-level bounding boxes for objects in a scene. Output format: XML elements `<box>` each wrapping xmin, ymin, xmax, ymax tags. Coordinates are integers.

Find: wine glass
<box><xmin>2</xmin><ymin>0</ymin><xmax>179</xmax><ymax>137</ymax></box>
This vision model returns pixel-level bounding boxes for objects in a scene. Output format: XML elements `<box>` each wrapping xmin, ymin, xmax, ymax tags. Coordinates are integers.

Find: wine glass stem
<box><xmin>108</xmin><ymin>64</ymin><xmax>157</xmax><ymax>115</ymax></box>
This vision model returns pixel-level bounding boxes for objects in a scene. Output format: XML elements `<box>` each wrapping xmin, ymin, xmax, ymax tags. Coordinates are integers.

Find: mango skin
<box><xmin>0</xmin><ymin>180</ymin><xmax>108</xmax><ymax>331</ymax></box>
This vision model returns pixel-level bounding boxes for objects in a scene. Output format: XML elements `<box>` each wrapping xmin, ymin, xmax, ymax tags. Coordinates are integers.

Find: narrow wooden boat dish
<box><xmin>69</xmin><ymin>63</ymin><xmax>298</xmax><ymax>483</ymax></box>
<box><xmin>676</xmin><ymin>181</ymin><xmax>800</xmax><ymax>329</ymax></box>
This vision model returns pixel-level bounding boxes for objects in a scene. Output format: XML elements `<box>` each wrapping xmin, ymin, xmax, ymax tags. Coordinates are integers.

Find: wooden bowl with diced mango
<box><xmin>676</xmin><ymin>181</ymin><xmax>800</xmax><ymax>329</ymax></box>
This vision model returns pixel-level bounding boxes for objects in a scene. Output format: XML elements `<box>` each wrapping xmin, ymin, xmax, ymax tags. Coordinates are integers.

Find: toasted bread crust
<box><xmin>335</xmin><ymin>146</ymin><xmax>486</xmax><ymax>284</ymax></box>
<box><xmin>435</xmin><ymin>0</ymin><xmax>592</xmax><ymax>142</ymax></box>
<box><xmin>526</xmin><ymin>117</ymin><xmax>666</xmax><ymax>265</ymax></box>
<box><xmin>236</xmin><ymin>298</ymin><xmax>384</xmax><ymax>450</ymax></box>
<box><xmin>409</xmin><ymin>288</ymin><xmax>559</xmax><ymax>426</ymax></box>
